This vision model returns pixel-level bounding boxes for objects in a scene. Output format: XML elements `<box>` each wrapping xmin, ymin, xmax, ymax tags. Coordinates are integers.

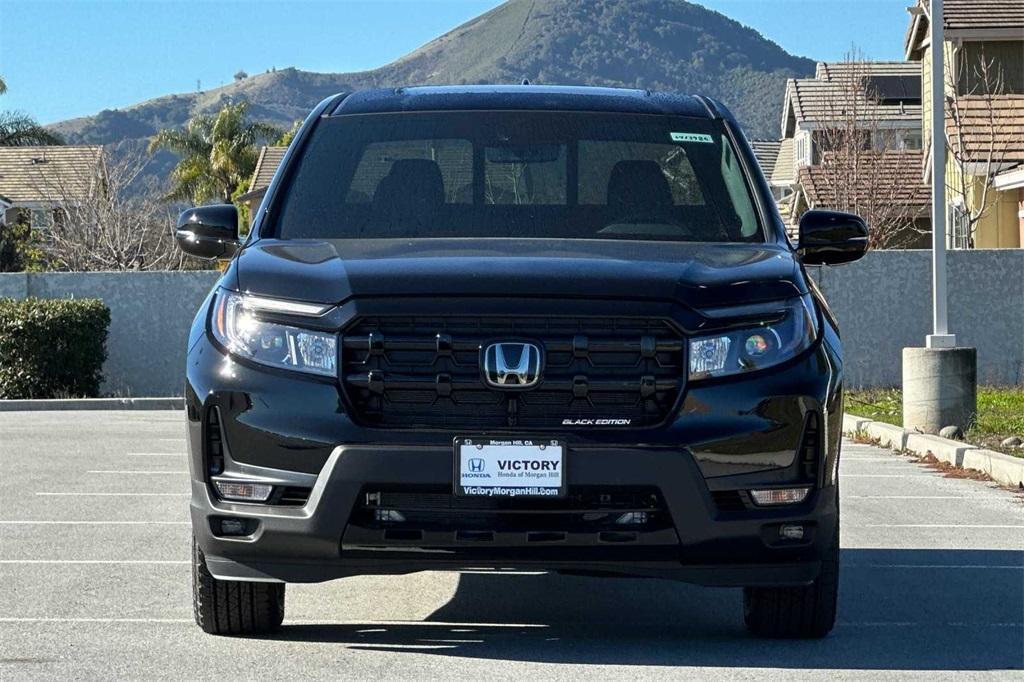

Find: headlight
<box><xmin>689</xmin><ymin>294</ymin><xmax>818</xmax><ymax>380</ymax></box>
<box><xmin>210</xmin><ymin>290</ymin><xmax>338</xmax><ymax>377</ymax></box>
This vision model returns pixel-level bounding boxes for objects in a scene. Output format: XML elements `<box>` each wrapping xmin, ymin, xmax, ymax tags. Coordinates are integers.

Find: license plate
<box><xmin>454</xmin><ymin>437</ymin><xmax>565</xmax><ymax>498</ymax></box>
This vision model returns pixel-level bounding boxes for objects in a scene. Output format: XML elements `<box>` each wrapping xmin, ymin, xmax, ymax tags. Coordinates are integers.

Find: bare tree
<box><xmin>945</xmin><ymin>46</ymin><xmax>1009</xmax><ymax>248</ymax></box>
<box><xmin>805</xmin><ymin>51</ymin><xmax>929</xmax><ymax>249</ymax></box>
<box><xmin>29</xmin><ymin>149</ymin><xmax>206</xmax><ymax>271</ymax></box>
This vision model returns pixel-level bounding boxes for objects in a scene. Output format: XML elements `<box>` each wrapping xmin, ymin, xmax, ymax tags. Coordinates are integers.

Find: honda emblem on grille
<box><xmin>482</xmin><ymin>342</ymin><xmax>543</xmax><ymax>389</ymax></box>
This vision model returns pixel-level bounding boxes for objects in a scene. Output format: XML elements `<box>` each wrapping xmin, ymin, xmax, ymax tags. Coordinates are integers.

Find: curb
<box><xmin>842</xmin><ymin>413</ymin><xmax>1024</xmax><ymax>489</ymax></box>
<box><xmin>0</xmin><ymin>397</ymin><xmax>184</xmax><ymax>412</ymax></box>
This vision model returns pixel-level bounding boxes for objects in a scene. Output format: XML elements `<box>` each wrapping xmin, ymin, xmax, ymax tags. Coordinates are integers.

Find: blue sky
<box><xmin>0</xmin><ymin>0</ymin><xmax>913</xmax><ymax>124</ymax></box>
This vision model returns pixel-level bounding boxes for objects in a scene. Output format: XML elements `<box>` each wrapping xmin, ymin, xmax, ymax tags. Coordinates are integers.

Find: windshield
<box><xmin>272</xmin><ymin>111</ymin><xmax>764</xmax><ymax>243</ymax></box>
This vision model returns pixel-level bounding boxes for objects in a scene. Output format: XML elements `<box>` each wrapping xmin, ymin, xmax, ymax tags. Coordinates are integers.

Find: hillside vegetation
<box><xmin>52</xmin><ymin>0</ymin><xmax>814</xmax><ymax>152</ymax></box>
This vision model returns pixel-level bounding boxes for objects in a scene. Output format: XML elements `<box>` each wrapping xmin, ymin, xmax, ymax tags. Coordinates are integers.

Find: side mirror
<box><xmin>175</xmin><ymin>205</ymin><xmax>240</xmax><ymax>259</ymax></box>
<box><xmin>797</xmin><ymin>210</ymin><xmax>868</xmax><ymax>265</ymax></box>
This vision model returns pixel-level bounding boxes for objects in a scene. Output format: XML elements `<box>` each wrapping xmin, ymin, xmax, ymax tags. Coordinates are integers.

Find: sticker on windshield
<box><xmin>670</xmin><ymin>132</ymin><xmax>714</xmax><ymax>144</ymax></box>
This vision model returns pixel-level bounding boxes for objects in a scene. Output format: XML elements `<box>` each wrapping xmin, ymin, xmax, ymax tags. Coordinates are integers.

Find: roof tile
<box><xmin>797</xmin><ymin>150</ymin><xmax>931</xmax><ymax>211</ymax></box>
<box><xmin>749</xmin><ymin>139</ymin><xmax>781</xmax><ymax>176</ymax></box>
<box><xmin>771</xmin><ymin>138</ymin><xmax>796</xmax><ymax>185</ymax></box>
<box><xmin>947</xmin><ymin>94</ymin><xmax>1024</xmax><ymax>164</ymax></box>
<box><xmin>785</xmin><ymin>62</ymin><xmax>922</xmax><ymax>131</ymax></box>
<box><xmin>0</xmin><ymin>146</ymin><xmax>102</xmax><ymax>204</ymax></box>
<box><xmin>248</xmin><ymin>146</ymin><xmax>287</xmax><ymax>193</ymax></box>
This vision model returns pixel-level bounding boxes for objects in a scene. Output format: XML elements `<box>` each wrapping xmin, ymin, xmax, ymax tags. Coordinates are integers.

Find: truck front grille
<box><xmin>339</xmin><ymin>315</ymin><xmax>685</xmax><ymax>429</ymax></box>
<box><xmin>344</xmin><ymin>485</ymin><xmax>678</xmax><ymax>547</ymax></box>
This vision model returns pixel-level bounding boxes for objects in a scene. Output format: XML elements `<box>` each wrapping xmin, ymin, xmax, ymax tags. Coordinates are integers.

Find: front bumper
<box><xmin>186</xmin><ymin>323</ymin><xmax>843</xmax><ymax>587</ymax></box>
<box><xmin>192</xmin><ymin>442</ymin><xmax>836</xmax><ymax>586</ymax></box>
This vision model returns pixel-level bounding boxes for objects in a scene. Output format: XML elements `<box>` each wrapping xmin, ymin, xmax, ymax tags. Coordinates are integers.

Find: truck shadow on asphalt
<box><xmin>268</xmin><ymin>548</ymin><xmax>1024</xmax><ymax>671</ymax></box>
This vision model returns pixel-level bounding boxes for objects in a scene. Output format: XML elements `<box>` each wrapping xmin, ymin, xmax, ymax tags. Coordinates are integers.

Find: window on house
<box><xmin>772</xmin><ymin>185</ymin><xmax>794</xmax><ymax>202</ymax></box>
<box><xmin>818</xmin><ymin>129</ymin><xmax>870</xmax><ymax>155</ymax></box>
<box><xmin>900</xmin><ymin>129</ymin><xmax>923</xmax><ymax>150</ymax></box>
<box><xmin>29</xmin><ymin>209</ymin><xmax>54</xmax><ymax>231</ymax></box>
<box><xmin>957</xmin><ymin>41</ymin><xmax>1024</xmax><ymax>95</ymax></box>
<box><xmin>867</xmin><ymin>75</ymin><xmax>922</xmax><ymax>105</ymax></box>
<box><xmin>795</xmin><ymin>135</ymin><xmax>812</xmax><ymax>167</ymax></box>
<box><xmin>871</xmin><ymin>128</ymin><xmax>923</xmax><ymax>151</ymax></box>
<box><xmin>949</xmin><ymin>201</ymin><xmax>972</xmax><ymax>250</ymax></box>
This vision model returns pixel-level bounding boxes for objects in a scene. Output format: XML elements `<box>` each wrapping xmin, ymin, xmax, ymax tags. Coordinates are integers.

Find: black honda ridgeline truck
<box><xmin>175</xmin><ymin>85</ymin><xmax>867</xmax><ymax>638</ymax></box>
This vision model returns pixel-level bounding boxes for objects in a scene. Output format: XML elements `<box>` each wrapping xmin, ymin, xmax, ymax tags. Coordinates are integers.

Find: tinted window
<box><xmin>484</xmin><ymin>143</ymin><xmax>567</xmax><ymax>205</ymax></box>
<box><xmin>578</xmin><ymin>140</ymin><xmax>703</xmax><ymax>205</ymax></box>
<box><xmin>274</xmin><ymin>111</ymin><xmax>763</xmax><ymax>242</ymax></box>
<box><xmin>347</xmin><ymin>139</ymin><xmax>473</xmax><ymax>204</ymax></box>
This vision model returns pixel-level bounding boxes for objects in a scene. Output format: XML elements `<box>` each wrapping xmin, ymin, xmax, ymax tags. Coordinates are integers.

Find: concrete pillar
<box><xmin>902</xmin><ymin>347</ymin><xmax>977</xmax><ymax>434</ymax></box>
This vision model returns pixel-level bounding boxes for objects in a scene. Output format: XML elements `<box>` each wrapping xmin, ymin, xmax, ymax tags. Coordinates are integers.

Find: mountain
<box><xmin>51</xmin><ymin>0</ymin><xmax>814</xmax><ymax>152</ymax></box>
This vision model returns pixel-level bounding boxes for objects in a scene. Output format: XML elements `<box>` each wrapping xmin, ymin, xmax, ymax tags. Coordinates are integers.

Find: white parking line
<box><xmin>842</xmin><ymin>474</ymin><xmax>921</xmax><ymax>478</ymax></box>
<box><xmin>0</xmin><ymin>618</ymin><xmax>192</xmax><ymax>624</ymax></box>
<box><xmin>35</xmin><ymin>492</ymin><xmax>188</xmax><ymax>497</ymax></box>
<box><xmin>841</xmin><ymin>461</ymin><xmax>917</xmax><ymax>465</ymax></box>
<box><xmin>126</xmin><ymin>453</ymin><xmax>185</xmax><ymax>457</ymax></box>
<box><xmin>86</xmin><ymin>470</ymin><xmax>188</xmax><ymax>475</ymax></box>
<box><xmin>0</xmin><ymin>560</ymin><xmax>188</xmax><ymax>565</ymax></box>
<box><xmin>0</xmin><ymin>520</ymin><xmax>189</xmax><ymax>525</ymax></box>
<box><xmin>862</xmin><ymin>524</ymin><xmax>1024</xmax><ymax>529</ymax></box>
<box><xmin>845</xmin><ymin>495</ymin><xmax>972</xmax><ymax>499</ymax></box>
<box><xmin>0</xmin><ymin>614</ymin><xmax>552</xmax><ymax>626</ymax></box>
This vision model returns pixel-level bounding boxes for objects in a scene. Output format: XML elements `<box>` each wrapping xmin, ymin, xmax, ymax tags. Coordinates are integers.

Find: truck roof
<box><xmin>329</xmin><ymin>85</ymin><xmax>720</xmax><ymax>119</ymax></box>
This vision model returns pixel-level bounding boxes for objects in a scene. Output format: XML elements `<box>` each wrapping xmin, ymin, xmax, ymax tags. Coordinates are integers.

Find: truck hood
<box><xmin>231</xmin><ymin>238</ymin><xmax>807</xmax><ymax>309</ymax></box>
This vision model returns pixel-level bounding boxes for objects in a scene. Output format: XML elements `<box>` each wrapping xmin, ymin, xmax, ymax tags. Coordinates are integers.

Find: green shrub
<box><xmin>0</xmin><ymin>298</ymin><xmax>110</xmax><ymax>399</ymax></box>
<box><xmin>0</xmin><ymin>214</ymin><xmax>48</xmax><ymax>272</ymax></box>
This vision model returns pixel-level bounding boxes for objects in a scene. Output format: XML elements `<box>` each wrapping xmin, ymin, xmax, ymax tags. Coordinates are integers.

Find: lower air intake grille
<box><xmin>710</xmin><ymin>490</ymin><xmax>749</xmax><ymax>513</ymax></box>
<box><xmin>355</xmin><ymin>485</ymin><xmax>671</xmax><ymax>532</ymax></box>
<box><xmin>205</xmin><ymin>407</ymin><xmax>224</xmax><ymax>476</ymax></box>
<box><xmin>274</xmin><ymin>487</ymin><xmax>312</xmax><ymax>506</ymax></box>
<box><xmin>340</xmin><ymin>315</ymin><xmax>685</xmax><ymax>429</ymax></box>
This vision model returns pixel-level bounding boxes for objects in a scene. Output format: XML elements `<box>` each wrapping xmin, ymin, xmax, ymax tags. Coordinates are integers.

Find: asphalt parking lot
<box><xmin>1</xmin><ymin>410</ymin><xmax>1021</xmax><ymax>680</ymax></box>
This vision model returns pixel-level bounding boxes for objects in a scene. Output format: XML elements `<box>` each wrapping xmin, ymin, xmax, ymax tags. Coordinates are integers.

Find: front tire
<box><xmin>192</xmin><ymin>535</ymin><xmax>285</xmax><ymax>635</ymax></box>
<box><xmin>742</xmin><ymin>505</ymin><xmax>839</xmax><ymax>638</ymax></box>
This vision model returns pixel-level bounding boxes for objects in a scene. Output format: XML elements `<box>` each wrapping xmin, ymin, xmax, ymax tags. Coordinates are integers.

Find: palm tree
<box><xmin>148</xmin><ymin>101</ymin><xmax>282</xmax><ymax>205</ymax></box>
<box><xmin>0</xmin><ymin>75</ymin><xmax>64</xmax><ymax>146</ymax></box>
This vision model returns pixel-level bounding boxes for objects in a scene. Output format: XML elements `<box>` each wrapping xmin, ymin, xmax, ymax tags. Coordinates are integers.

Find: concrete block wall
<box><xmin>0</xmin><ymin>249</ymin><xmax>1021</xmax><ymax>396</ymax></box>
<box><xmin>0</xmin><ymin>271</ymin><xmax>220</xmax><ymax>396</ymax></box>
<box><xmin>812</xmin><ymin>249</ymin><xmax>1024</xmax><ymax>388</ymax></box>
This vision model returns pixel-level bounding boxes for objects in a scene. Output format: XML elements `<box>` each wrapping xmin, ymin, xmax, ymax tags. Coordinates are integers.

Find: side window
<box><xmin>720</xmin><ymin>137</ymin><xmax>759</xmax><ymax>238</ymax></box>
<box><xmin>347</xmin><ymin>139</ymin><xmax>472</xmax><ymax>204</ymax></box>
<box><xmin>577</xmin><ymin>141</ymin><xmax>704</xmax><ymax>205</ymax></box>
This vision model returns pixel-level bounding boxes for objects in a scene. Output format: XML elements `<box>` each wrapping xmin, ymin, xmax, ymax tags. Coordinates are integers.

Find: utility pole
<box><xmin>927</xmin><ymin>0</ymin><xmax>955</xmax><ymax>349</ymax></box>
<box><xmin>902</xmin><ymin>0</ymin><xmax>976</xmax><ymax>435</ymax></box>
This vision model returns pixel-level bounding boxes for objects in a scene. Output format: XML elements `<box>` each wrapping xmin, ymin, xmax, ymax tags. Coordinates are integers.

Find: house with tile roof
<box><xmin>773</xmin><ymin>61</ymin><xmax>930</xmax><ymax>244</ymax></box>
<box><xmin>791</xmin><ymin>149</ymin><xmax>931</xmax><ymax>247</ymax></box>
<box><xmin>906</xmin><ymin>0</ymin><xmax>1024</xmax><ymax>249</ymax></box>
<box><xmin>749</xmin><ymin>139</ymin><xmax>791</xmax><ymax>204</ymax></box>
<box><xmin>0</xmin><ymin>145</ymin><xmax>103</xmax><ymax>229</ymax></box>
<box><xmin>236</xmin><ymin>146</ymin><xmax>287</xmax><ymax>215</ymax></box>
